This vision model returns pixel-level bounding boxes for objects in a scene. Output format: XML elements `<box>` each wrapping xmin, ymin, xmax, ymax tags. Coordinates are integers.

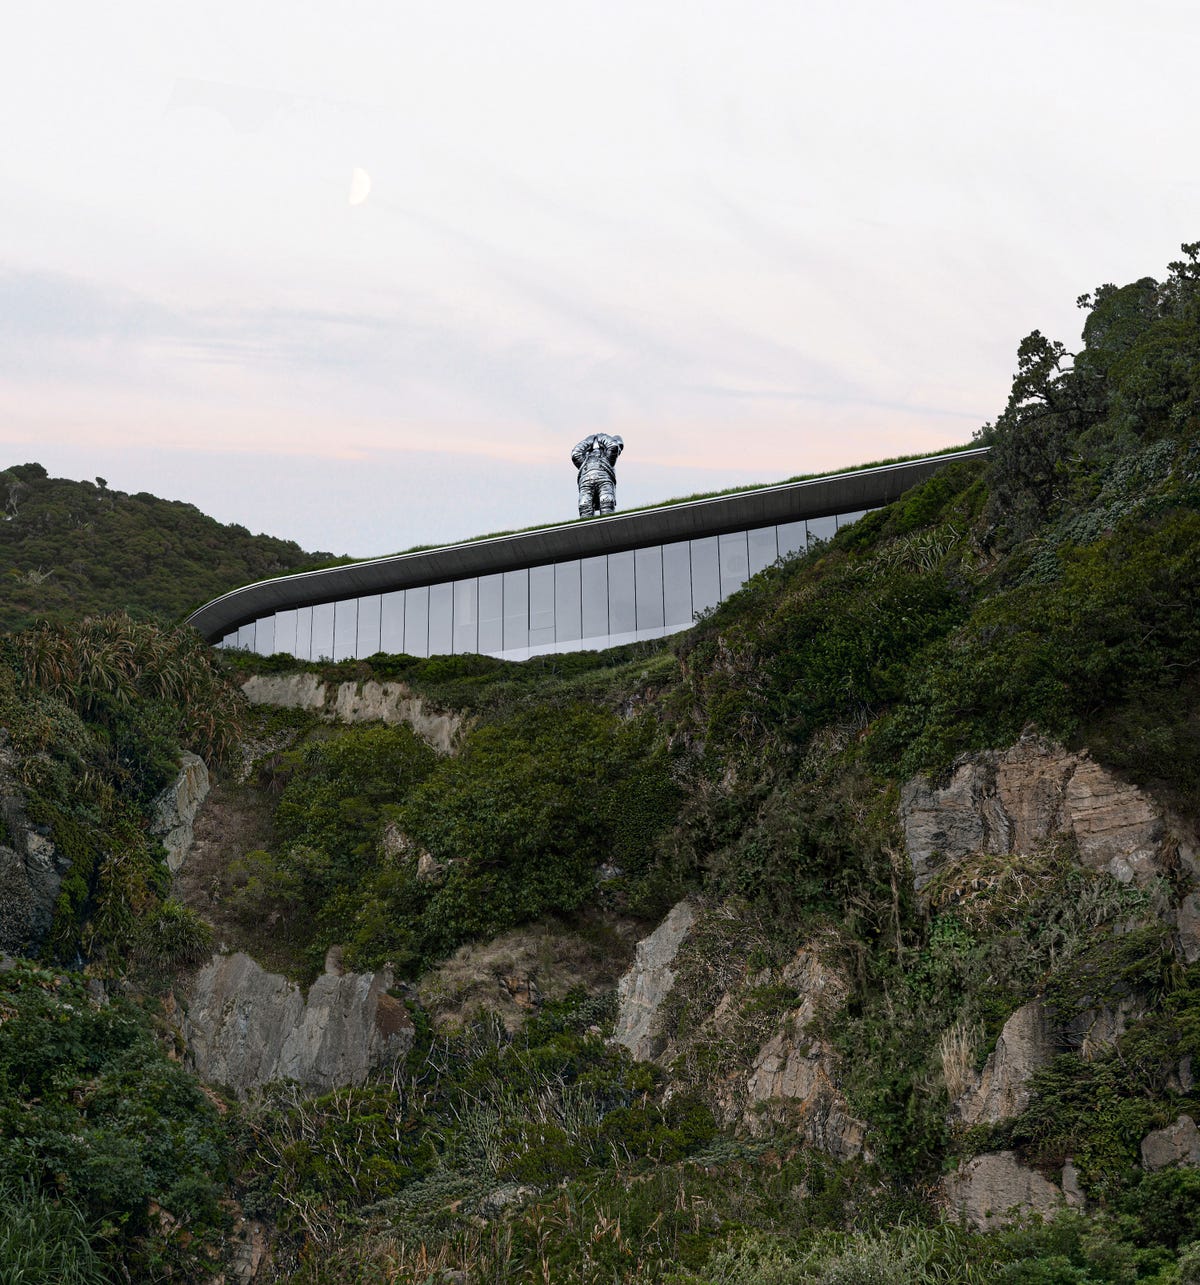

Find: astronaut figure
<box><xmin>572</xmin><ymin>433</ymin><xmax>624</xmax><ymax>517</ymax></box>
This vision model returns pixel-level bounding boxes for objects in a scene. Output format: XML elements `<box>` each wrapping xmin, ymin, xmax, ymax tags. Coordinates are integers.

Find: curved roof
<box><xmin>188</xmin><ymin>447</ymin><xmax>989</xmax><ymax>641</ymax></box>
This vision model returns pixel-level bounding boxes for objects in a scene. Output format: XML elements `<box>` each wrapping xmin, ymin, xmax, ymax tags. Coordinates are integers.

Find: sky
<box><xmin>2</xmin><ymin>1</ymin><xmax>1197</xmax><ymax>557</ymax></box>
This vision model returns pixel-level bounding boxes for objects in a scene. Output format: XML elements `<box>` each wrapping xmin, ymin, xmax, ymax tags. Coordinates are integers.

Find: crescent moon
<box><xmin>348</xmin><ymin>167</ymin><xmax>372</xmax><ymax>207</ymax></box>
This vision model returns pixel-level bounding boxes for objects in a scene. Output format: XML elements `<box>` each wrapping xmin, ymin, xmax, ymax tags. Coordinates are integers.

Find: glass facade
<box><xmin>220</xmin><ymin>510</ymin><xmax>873</xmax><ymax>662</ymax></box>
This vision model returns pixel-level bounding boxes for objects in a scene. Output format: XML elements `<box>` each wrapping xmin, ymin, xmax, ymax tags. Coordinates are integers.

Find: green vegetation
<box><xmin>0</xmin><ymin>462</ymin><xmax>330</xmax><ymax>632</ymax></box>
<box><xmin>0</xmin><ymin>961</ymin><xmax>229</xmax><ymax>1280</ymax></box>
<box><xmin>229</xmin><ymin>703</ymin><xmax>680</xmax><ymax>976</ymax></box>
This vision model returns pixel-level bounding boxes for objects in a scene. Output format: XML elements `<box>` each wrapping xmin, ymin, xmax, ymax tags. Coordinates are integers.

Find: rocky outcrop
<box><xmin>902</xmin><ymin>732</ymin><xmax>1184</xmax><ymax>891</ymax></box>
<box><xmin>150</xmin><ymin>752</ymin><xmax>210</xmax><ymax>874</ymax></box>
<box><xmin>740</xmin><ymin>950</ymin><xmax>870</xmax><ymax>1160</ymax></box>
<box><xmin>954</xmin><ymin>1001</ymin><xmax>1057</xmax><ymax>1126</ymax></box>
<box><xmin>1141</xmin><ymin>1115</ymin><xmax>1200</xmax><ymax>1171</ymax></box>
<box><xmin>611</xmin><ymin>900</ymin><xmax>697</xmax><ymax>1061</ymax></box>
<box><xmin>943</xmin><ymin>1151</ymin><xmax>1065</xmax><ymax>1229</ymax></box>
<box><xmin>241</xmin><ymin>674</ymin><xmax>464</xmax><ymax>754</ymax></box>
<box><xmin>0</xmin><ymin>730</ymin><xmax>72</xmax><ymax>953</ymax></box>
<box><xmin>185</xmin><ymin>951</ymin><xmax>413</xmax><ymax>1097</ymax></box>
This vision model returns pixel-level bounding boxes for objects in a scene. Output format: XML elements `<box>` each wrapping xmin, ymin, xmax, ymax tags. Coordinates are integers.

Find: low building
<box><xmin>189</xmin><ymin>448</ymin><xmax>985</xmax><ymax>662</ymax></box>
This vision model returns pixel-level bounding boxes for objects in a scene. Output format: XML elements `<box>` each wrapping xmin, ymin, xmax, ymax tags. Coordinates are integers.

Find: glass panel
<box><xmin>836</xmin><ymin>509</ymin><xmax>867</xmax><ymax>530</ymax></box>
<box><xmin>428</xmin><ymin>582</ymin><xmax>453</xmax><ymax>655</ymax></box>
<box><xmin>235</xmin><ymin>622</ymin><xmax>255</xmax><ymax>651</ymax></box>
<box><xmin>555</xmin><ymin>561</ymin><xmax>582</xmax><ymax>643</ymax></box>
<box><xmin>635</xmin><ymin>545</ymin><xmax>665</xmax><ymax>630</ymax></box>
<box><xmin>332</xmin><ymin>599</ymin><xmax>358</xmax><ymax>661</ymax></box>
<box><xmin>719</xmin><ymin>531</ymin><xmax>750</xmax><ymax>597</ymax></box>
<box><xmin>662</xmin><ymin>540</ymin><xmax>693</xmax><ymax>626</ymax></box>
<box><xmin>777</xmin><ymin>520</ymin><xmax>807</xmax><ymax>559</ymax></box>
<box><xmin>274</xmin><ymin>609</ymin><xmax>298</xmax><ymax>657</ymax></box>
<box><xmin>608</xmin><ymin>550</ymin><xmax>636</xmax><ymax>634</ymax></box>
<box><xmin>254</xmin><ymin>614</ymin><xmax>275</xmax><ymax>657</ymax></box>
<box><xmin>503</xmin><ymin>570</ymin><xmax>528</xmax><ymax>651</ymax></box>
<box><xmin>807</xmin><ymin>514</ymin><xmax>837</xmax><ymax>547</ymax></box>
<box><xmin>690</xmin><ymin>536</ymin><xmax>720</xmax><ymax>614</ymax></box>
<box><xmin>220</xmin><ymin>631</ymin><xmax>236</xmax><ymax>650</ymax></box>
<box><xmin>296</xmin><ymin>606</ymin><xmax>313</xmax><ymax>661</ymax></box>
<box><xmin>453</xmin><ymin>578</ymin><xmax>479</xmax><ymax>654</ymax></box>
<box><xmin>311</xmin><ymin>603</ymin><xmax>335</xmax><ymax>660</ymax></box>
<box><xmin>405</xmin><ymin>587</ymin><xmax>429</xmax><ymax>656</ymax></box>
<box><xmin>748</xmin><ymin>526</ymin><xmax>778</xmax><ymax>575</ymax></box>
<box><xmin>357</xmin><ymin>594</ymin><xmax>382</xmax><ymax>657</ymax></box>
<box><xmin>381</xmin><ymin>591</ymin><xmax>405</xmax><ymax>653</ymax></box>
<box><xmin>529</xmin><ymin>564</ymin><xmax>555</xmax><ymax>646</ymax></box>
<box><xmin>479</xmin><ymin>574</ymin><xmax>504</xmax><ymax>654</ymax></box>
<box><xmin>581</xmin><ymin>556</ymin><xmax>608</xmax><ymax>640</ymax></box>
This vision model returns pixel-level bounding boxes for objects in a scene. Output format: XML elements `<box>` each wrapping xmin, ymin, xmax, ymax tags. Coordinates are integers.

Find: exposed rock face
<box><xmin>611</xmin><ymin>900</ymin><xmax>697</xmax><ymax>1061</ymax></box>
<box><xmin>185</xmin><ymin>951</ymin><xmax>412</xmax><ymax>1097</ymax></box>
<box><xmin>943</xmin><ymin>1151</ymin><xmax>1065</xmax><ymax>1229</ymax></box>
<box><xmin>0</xmin><ymin>731</ymin><xmax>72</xmax><ymax>953</ymax></box>
<box><xmin>1177</xmin><ymin>894</ymin><xmax>1200</xmax><ymax>965</ymax></box>
<box><xmin>955</xmin><ymin>1001</ymin><xmax>1057</xmax><ymax>1126</ymax></box>
<box><xmin>740</xmin><ymin>950</ymin><xmax>870</xmax><ymax>1160</ymax></box>
<box><xmin>150</xmin><ymin>752</ymin><xmax>210</xmax><ymax>874</ymax></box>
<box><xmin>241</xmin><ymin>674</ymin><xmax>464</xmax><ymax>754</ymax></box>
<box><xmin>902</xmin><ymin>732</ymin><xmax>1179</xmax><ymax>891</ymax></box>
<box><xmin>1141</xmin><ymin>1115</ymin><xmax>1200</xmax><ymax>1171</ymax></box>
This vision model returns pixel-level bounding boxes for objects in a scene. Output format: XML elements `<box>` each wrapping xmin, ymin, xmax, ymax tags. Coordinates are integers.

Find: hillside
<box><xmin>0</xmin><ymin>243</ymin><xmax>1198</xmax><ymax>1283</ymax></box>
<box><xmin>0</xmin><ymin>462</ymin><xmax>333</xmax><ymax>632</ymax></box>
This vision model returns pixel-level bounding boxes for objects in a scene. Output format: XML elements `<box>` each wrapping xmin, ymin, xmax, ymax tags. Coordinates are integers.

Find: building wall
<box><xmin>220</xmin><ymin>507</ymin><xmax>869</xmax><ymax>662</ymax></box>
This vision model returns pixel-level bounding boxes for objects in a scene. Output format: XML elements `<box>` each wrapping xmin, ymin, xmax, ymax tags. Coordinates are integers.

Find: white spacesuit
<box><xmin>572</xmin><ymin>434</ymin><xmax>624</xmax><ymax>517</ymax></box>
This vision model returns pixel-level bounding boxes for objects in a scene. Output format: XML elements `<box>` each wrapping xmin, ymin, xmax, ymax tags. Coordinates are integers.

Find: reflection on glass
<box><xmin>635</xmin><ymin>545</ymin><xmax>664</xmax><ymax>629</ymax></box>
<box><xmin>479</xmin><ymin>574</ymin><xmax>504</xmax><ymax>654</ymax></box>
<box><xmin>690</xmin><ymin>536</ymin><xmax>720</xmax><ymax>615</ymax></box>
<box><xmin>748</xmin><ymin>526</ymin><xmax>778</xmax><ymax>575</ymax></box>
<box><xmin>662</xmin><ymin>541</ymin><xmax>692</xmax><ymax>626</ymax></box>
<box><xmin>608</xmin><ymin>550</ymin><xmax>635</xmax><ymax>634</ymax></box>
<box><xmin>529</xmin><ymin>565</ymin><xmax>555</xmax><ymax>646</ymax></box>
<box><xmin>357</xmin><ymin>595</ymin><xmax>382</xmax><ymax>657</ymax></box>
<box><xmin>836</xmin><ymin>509</ymin><xmax>866</xmax><ymax>530</ymax></box>
<box><xmin>296</xmin><ymin>606</ymin><xmax>314</xmax><ymax>661</ymax></box>
<box><xmin>405</xmin><ymin>587</ymin><xmax>429</xmax><ymax>657</ymax></box>
<box><xmin>555</xmin><ymin>561</ymin><xmax>582</xmax><ymax>643</ymax></box>
<box><xmin>807</xmin><ymin>514</ymin><xmax>837</xmax><ymax>547</ymax></box>
<box><xmin>381</xmin><ymin>592</ymin><xmax>405</xmax><ymax>653</ymax></box>
<box><xmin>453</xmin><ymin>578</ymin><xmax>479</xmax><ymax>654</ymax></box>
<box><xmin>274</xmin><ymin>609</ymin><xmax>298</xmax><ymax>657</ymax></box>
<box><xmin>429</xmin><ymin>582</ymin><xmax>453</xmax><ymax>655</ymax></box>
<box><xmin>332</xmin><ymin>599</ymin><xmax>358</xmax><ymax>661</ymax></box>
<box><xmin>581</xmin><ymin>556</ymin><xmax>608</xmax><ymax>640</ymax></box>
<box><xmin>236</xmin><ymin>621</ymin><xmax>255</xmax><ymax>651</ymax></box>
<box><xmin>777</xmin><ymin>521</ymin><xmax>807</xmax><ymax>559</ymax></box>
<box><xmin>503</xmin><ymin>570</ymin><xmax>528</xmax><ymax>651</ymax></box>
<box><xmin>718</xmin><ymin>531</ymin><xmax>750</xmax><ymax>597</ymax></box>
<box><xmin>254</xmin><ymin>615</ymin><xmax>275</xmax><ymax>657</ymax></box>
<box><xmin>311</xmin><ymin>603</ymin><xmax>335</xmax><ymax>660</ymax></box>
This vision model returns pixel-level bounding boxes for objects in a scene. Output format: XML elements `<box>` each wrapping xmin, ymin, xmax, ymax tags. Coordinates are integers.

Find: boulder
<box><xmin>1141</xmin><ymin>1115</ymin><xmax>1200</xmax><ymax>1171</ymax></box>
<box><xmin>150</xmin><ymin>752</ymin><xmax>210</xmax><ymax>874</ymax></box>
<box><xmin>185</xmin><ymin>951</ymin><xmax>412</xmax><ymax>1097</ymax></box>
<box><xmin>902</xmin><ymin>732</ymin><xmax>1175</xmax><ymax>891</ymax></box>
<box><xmin>943</xmin><ymin>1151</ymin><xmax>1064</xmax><ymax>1229</ymax></box>
<box><xmin>954</xmin><ymin>1001</ymin><xmax>1057</xmax><ymax>1126</ymax></box>
<box><xmin>611</xmin><ymin>900</ymin><xmax>697</xmax><ymax>1061</ymax></box>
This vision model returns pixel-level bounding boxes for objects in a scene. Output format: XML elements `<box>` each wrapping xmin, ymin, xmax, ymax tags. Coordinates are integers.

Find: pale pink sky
<box><xmin>2</xmin><ymin>0</ymin><xmax>1197</xmax><ymax>555</ymax></box>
